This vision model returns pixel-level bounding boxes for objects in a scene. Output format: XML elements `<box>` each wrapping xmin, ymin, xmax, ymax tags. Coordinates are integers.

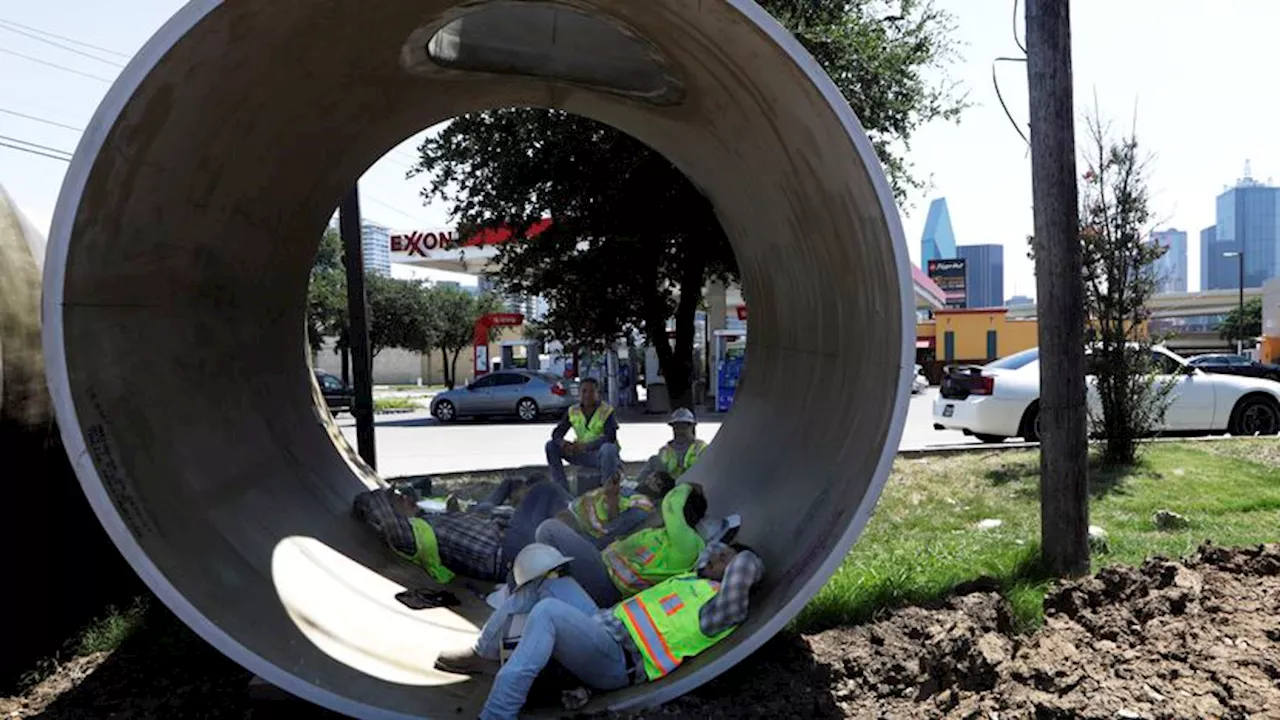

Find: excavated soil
<box><xmin>3</xmin><ymin>544</ymin><xmax>1278</xmax><ymax>719</ymax></box>
<box><xmin>604</xmin><ymin>543</ymin><xmax>1280</xmax><ymax>720</ymax></box>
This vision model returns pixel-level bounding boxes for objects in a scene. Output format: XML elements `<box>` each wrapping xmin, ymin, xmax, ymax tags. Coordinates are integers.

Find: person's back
<box><xmin>601</xmin><ymin>483</ymin><xmax>707</xmax><ymax>596</ymax></box>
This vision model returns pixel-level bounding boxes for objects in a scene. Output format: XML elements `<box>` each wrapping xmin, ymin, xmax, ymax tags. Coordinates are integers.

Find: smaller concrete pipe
<box><xmin>44</xmin><ymin>1</ymin><xmax>914</xmax><ymax>717</ymax></box>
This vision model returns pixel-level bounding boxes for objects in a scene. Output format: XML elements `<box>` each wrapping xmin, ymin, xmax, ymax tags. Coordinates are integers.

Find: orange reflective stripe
<box><xmin>622</xmin><ymin>598</ymin><xmax>680</xmax><ymax>677</ymax></box>
<box><xmin>605</xmin><ymin>549</ymin><xmax>647</xmax><ymax>592</ymax></box>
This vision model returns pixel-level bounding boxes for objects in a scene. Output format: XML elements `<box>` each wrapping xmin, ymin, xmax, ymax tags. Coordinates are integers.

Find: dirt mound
<box><xmin>607</xmin><ymin>543</ymin><xmax>1280</xmax><ymax>719</ymax></box>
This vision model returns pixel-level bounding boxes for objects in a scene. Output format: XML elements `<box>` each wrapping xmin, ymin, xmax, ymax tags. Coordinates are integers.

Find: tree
<box><xmin>365</xmin><ymin>274</ymin><xmax>438</xmax><ymax>358</ymax></box>
<box><xmin>307</xmin><ymin>228</ymin><xmax>347</xmax><ymax>355</ymax></box>
<box><xmin>1076</xmin><ymin>111</ymin><xmax>1173</xmax><ymax>465</ymax></box>
<box><xmin>411</xmin><ymin>0</ymin><xmax>966</xmax><ymax>407</ymax></box>
<box><xmin>1217</xmin><ymin>297</ymin><xmax>1263</xmax><ymax>345</ymax></box>
<box><xmin>429</xmin><ymin>287</ymin><xmax>504</xmax><ymax>389</ymax></box>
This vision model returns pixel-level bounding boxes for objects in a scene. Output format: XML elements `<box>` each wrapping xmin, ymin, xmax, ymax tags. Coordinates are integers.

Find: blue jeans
<box><xmin>534</xmin><ymin>519</ymin><xmax>622</xmax><ymax>607</ymax></box>
<box><xmin>480</xmin><ymin>598</ymin><xmax>631</xmax><ymax>720</ymax></box>
<box><xmin>545</xmin><ymin>440</ymin><xmax>620</xmax><ymax>496</ymax></box>
<box><xmin>473</xmin><ymin>576</ymin><xmax>597</xmax><ymax>660</ymax></box>
<box><xmin>498</xmin><ymin>482</ymin><xmax>572</xmax><ymax>567</ymax></box>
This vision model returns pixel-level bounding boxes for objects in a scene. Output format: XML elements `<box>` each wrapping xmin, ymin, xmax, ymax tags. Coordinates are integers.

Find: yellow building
<box><xmin>916</xmin><ymin>308</ymin><xmax>1038</xmax><ymax>380</ymax></box>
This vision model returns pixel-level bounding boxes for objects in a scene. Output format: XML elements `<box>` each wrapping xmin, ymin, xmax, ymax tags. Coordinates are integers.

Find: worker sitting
<box><xmin>634</xmin><ymin>408</ymin><xmax>708</xmax><ymax>485</ymax></box>
<box><xmin>545</xmin><ymin>378</ymin><xmax>620</xmax><ymax>495</ymax></box>
<box><xmin>553</xmin><ymin>469</ymin><xmax>677</xmax><ymax>549</ymax></box>
<box><xmin>534</xmin><ymin>482</ymin><xmax>707</xmax><ymax>606</ymax></box>
<box><xmin>352</xmin><ymin>478</ymin><xmax>569</xmax><ymax>585</ymax></box>
<box><xmin>434</xmin><ymin>543</ymin><xmax>599</xmax><ymax>675</ymax></box>
<box><xmin>477</xmin><ymin>542</ymin><xmax>765</xmax><ymax>720</ymax></box>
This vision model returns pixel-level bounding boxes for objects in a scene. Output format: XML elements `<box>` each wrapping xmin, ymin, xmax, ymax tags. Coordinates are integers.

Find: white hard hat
<box><xmin>668</xmin><ymin>408</ymin><xmax>696</xmax><ymax>425</ymax></box>
<box><xmin>512</xmin><ymin>543</ymin><xmax>573</xmax><ymax>589</ymax></box>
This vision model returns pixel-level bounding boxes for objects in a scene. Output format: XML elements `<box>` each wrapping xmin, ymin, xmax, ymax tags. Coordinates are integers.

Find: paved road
<box><xmin>339</xmin><ymin>389</ymin><xmax>979</xmax><ymax>478</ymax></box>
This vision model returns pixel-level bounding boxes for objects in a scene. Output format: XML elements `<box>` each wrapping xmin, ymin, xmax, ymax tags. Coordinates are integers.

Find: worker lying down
<box><xmin>476</xmin><ymin>541</ymin><xmax>765</xmax><ymax>720</ymax></box>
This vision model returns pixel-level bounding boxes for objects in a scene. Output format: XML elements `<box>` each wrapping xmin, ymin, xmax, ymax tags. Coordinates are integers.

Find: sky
<box><xmin>2</xmin><ymin>1</ymin><xmax>1277</xmax><ymax>296</ymax></box>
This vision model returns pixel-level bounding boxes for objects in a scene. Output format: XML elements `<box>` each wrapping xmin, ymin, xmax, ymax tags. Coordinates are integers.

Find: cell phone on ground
<box><xmin>395</xmin><ymin>588</ymin><xmax>460</xmax><ymax>610</ymax></box>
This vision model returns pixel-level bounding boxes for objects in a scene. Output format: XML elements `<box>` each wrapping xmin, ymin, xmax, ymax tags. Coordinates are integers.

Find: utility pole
<box><xmin>1026</xmin><ymin>0</ymin><xmax>1089</xmax><ymax>577</ymax></box>
<box><xmin>340</xmin><ymin>188</ymin><xmax>377</xmax><ymax>469</ymax></box>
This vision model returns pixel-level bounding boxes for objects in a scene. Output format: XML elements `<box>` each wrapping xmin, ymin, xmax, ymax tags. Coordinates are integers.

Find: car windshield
<box><xmin>983</xmin><ymin>348</ymin><xmax>1039</xmax><ymax>371</ymax></box>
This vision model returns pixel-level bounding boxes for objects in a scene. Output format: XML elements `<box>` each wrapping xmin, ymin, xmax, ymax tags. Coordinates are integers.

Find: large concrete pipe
<box><xmin>0</xmin><ymin>186</ymin><xmax>139</xmax><ymax>686</ymax></box>
<box><xmin>43</xmin><ymin>1</ymin><xmax>913</xmax><ymax>717</ymax></box>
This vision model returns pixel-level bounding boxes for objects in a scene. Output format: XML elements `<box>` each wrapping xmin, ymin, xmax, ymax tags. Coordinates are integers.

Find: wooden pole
<box><xmin>1026</xmin><ymin>0</ymin><xmax>1089</xmax><ymax>577</ymax></box>
<box><xmin>340</xmin><ymin>188</ymin><xmax>378</xmax><ymax>469</ymax></box>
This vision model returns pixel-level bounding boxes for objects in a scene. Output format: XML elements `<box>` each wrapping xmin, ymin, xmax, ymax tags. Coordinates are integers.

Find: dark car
<box><xmin>314</xmin><ymin>370</ymin><xmax>354</xmax><ymax>415</ymax></box>
<box><xmin>1187</xmin><ymin>354</ymin><xmax>1280</xmax><ymax>383</ymax></box>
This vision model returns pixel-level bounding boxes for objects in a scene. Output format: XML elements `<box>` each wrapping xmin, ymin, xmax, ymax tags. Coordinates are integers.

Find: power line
<box><xmin>0</xmin><ymin>17</ymin><xmax>131</xmax><ymax>58</ymax></box>
<box><xmin>0</xmin><ymin>139</ymin><xmax>70</xmax><ymax>162</ymax></box>
<box><xmin>0</xmin><ymin>107</ymin><xmax>83</xmax><ymax>132</ymax></box>
<box><xmin>0</xmin><ymin>133</ymin><xmax>73</xmax><ymax>157</ymax></box>
<box><xmin>0</xmin><ymin>45</ymin><xmax>112</xmax><ymax>82</ymax></box>
<box><xmin>0</xmin><ymin>21</ymin><xmax>126</xmax><ymax>67</ymax></box>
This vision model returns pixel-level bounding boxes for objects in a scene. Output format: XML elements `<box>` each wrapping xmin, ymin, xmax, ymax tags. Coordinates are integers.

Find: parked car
<box><xmin>430</xmin><ymin>370</ymin><xmax>575</xmax><ymax>423</ymax></box>
<box><xmin>314</xmin><ymin>370</ymin><xmax>353</xmax><ymax>416</ymax></box>
<box><xmin>933</xmin><ymin>345</ymin><xmax>1280</xmax><ymax>443</ymax></box>
<box><xmin>1187</xmin><ymin>353</ymin><xmax>1280</xmax><ymax>382</ymax></box>
<box><xmin>911</xmin><ymin>363</ymin><xmax>929</xmax><ymax>394</ymax></box>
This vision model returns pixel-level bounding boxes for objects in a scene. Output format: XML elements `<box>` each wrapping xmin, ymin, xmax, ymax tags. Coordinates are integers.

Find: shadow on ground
<box><xmin>983</xmin><ymin>451</ymin><xmax>1157</xmax><ymax>500</ymax></box>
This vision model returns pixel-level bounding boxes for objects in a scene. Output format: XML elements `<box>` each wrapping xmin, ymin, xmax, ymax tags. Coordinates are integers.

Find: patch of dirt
<box><xmin>605</xmin><ymin>543</ymin><xmax>1280</xmax><ymax>720</ymax></box>
<box><xmin>6</xmin><ymin>545</ymin><xmax>1279</xmax><ymax>719</ymax></box>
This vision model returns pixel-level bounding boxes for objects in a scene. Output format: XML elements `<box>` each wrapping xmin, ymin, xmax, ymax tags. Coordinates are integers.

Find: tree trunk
<box><xmin>340</xmin><ymin>339</ymin><xmax>351</xmax><ymax>387</ymax></box>
<box><xmin>440</xmin><ymin>348</ymin><xmax>453</xmax><ymax>389</ymax></box>
<box><xmin>669</xmin><ymin>255</ymin><xmax>706</xmax><ymax>409</ymax></box>
<box><xmin>450</xmin><ymin>347</ymin><xmax>465</xmax><ymax>387</ymax></box>
<box><xmin>1027</xmin><ymin>0</ymin><xmax>1090</xmax><ymax>578</ymax></box>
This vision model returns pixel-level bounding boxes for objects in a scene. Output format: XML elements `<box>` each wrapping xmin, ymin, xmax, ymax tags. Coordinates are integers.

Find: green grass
<box><xmin>793</xmin><ymin>440</ymin><xmax>1280</xmax><ymax>635</ymax></box>
<box><xmin>373</xmin><ymin>397</ymin><xmax>422</xmax><ymax>412</ymax></box>
<box><xmin>17</xmin><ymin>597</ymin><xmax>150</xmax><ymax>692</ymax></box>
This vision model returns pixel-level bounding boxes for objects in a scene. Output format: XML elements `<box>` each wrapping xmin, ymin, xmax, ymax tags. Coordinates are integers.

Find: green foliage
<box><xmin>1217</xmin><ymin>296</ymin><xmax>1263</xmax><ymax>343</ymax></box>
<box><xmin>432</xmin><ymin>286</ymin><xmax>504</xmax><ymax>389</ymax></box>
<box><xmin>410</xmin><ymin>0</ymin><xmax>966</xmax><ymax>405</ymax></box>
<box><xmin>364</xmin><ymin>274</ymin><xmax>437</xmax><ymax>358</ymax></box>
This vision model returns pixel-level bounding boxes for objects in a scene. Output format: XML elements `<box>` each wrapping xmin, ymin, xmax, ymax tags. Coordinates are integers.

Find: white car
<box><xmin>933</xmin><ymin>346</ymin><xmax>1280</xmax><ymax>443</ymax></box>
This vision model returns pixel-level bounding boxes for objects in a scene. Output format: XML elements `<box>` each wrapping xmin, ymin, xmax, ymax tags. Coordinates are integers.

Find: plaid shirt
<box><xmin>353</xmin><ymin>489</ymin><xmax>506</xmax><ymax>582</ymax></box>
<box><xmin>594</xmin><ymin>544</ymin><xmax>764</xmax><ymax>682</ymax></box>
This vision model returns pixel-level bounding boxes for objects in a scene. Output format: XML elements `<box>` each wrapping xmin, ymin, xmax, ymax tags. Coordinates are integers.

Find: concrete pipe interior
<box><xmin>44</xmin><ymin>1</ymin><xmax>913</xmax><ymax>717</ymax></box>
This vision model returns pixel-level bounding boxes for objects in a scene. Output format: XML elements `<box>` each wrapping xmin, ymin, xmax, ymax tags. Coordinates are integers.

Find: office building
<box><xmin>1005</xmin><ymin>295</ymin><xmax>1034</xmax><ymax>308</ymax></box>
<box><xmin>957</xmin><ymin>243</ymin><xmax>1004</xmax><ymax>309</ymax></box>
<box><xmin>360</xmin><ymin>220</ymin><xmax>392</xmax><ymax>276</ymax></box>
<box><xmin>919</xmin><ymin>198</ymin><xmax>956</xmax><ymax>263</ymax></box>
<box><xmin>1201</xmin><ymin>164</ymin><xmax>1280</xmax><ymax>290</ymax></box>
<box><xmin>1150</xmin><ymin>228</ymin><xmax>1188</xmax><ymax>294</ymax></box>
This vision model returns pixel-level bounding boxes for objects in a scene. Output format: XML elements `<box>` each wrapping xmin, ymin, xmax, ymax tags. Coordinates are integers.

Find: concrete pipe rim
<box><xmin>41</xmin><ymin>1</ymin><xmax>916</xmax><ymax>717</ymax></box>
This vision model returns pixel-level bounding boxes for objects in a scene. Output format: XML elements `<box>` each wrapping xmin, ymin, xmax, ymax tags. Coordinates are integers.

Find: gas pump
<box><xmin>713</xmin><ymin>330</ymin><xmax>746</xmax><ymax>413</ymax></box>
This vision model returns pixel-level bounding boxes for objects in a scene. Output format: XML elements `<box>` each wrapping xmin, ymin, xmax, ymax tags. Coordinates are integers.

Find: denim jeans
<box><xmin>473</xmin><ymin>576</ymin><xmax>597</xmax><ymax>660</ymax></box>
<box><xmin>498</xmin><ymin>482</ymin><xmax>573</xmax><ymax>567</ymax></box>
<box><xmin>545</xmin><ymin>440</ymin><xmax>621</xmax><ymax>495</ymax></box>
<box><xmin>534</xmin><ymin>519</ymin><xmax>622</xmax><ymax>607</ymax></box>
<box><xmin>479</xmin><ymin>598</ymin><xmax>631</xmax><ymax>720</ymax></box>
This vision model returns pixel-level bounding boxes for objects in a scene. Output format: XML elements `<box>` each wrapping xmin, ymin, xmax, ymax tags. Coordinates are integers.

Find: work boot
<box><xmin>434</xmin><ymin>647</ymin><xmax>495</xmax><ymax>675</ymax></box>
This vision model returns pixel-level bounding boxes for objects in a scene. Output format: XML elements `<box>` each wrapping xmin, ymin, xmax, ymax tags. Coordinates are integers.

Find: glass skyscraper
<box><xmin>1200</xmin><ymin>168</ymin><xmax>1279</xmax><ymax>290</ymax></box>
<box><xmin>957</xmin><ymin>244</ymin><xmax>1004</xmax><ymax>309</ymax></box>
<box><xmin>1149</xmin><ymin>228</ymin><xmax>1188</xmax><ymax>294</ymax></box>
<box><xmin>919</xmin><ymin>198</ymin><xmax>956</xmax><ymax>263</ymax></box>
<box><xmin>360</xmin><ymin>220</ymin><xmax>392</xmax><ymax>276</ymax></box>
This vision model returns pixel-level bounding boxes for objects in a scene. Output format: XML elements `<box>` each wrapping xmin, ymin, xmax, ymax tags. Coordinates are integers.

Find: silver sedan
<box><xmin>429</xmin><ymin>370</ymin><xmax>577</xmax><ymax>423</ymax></box>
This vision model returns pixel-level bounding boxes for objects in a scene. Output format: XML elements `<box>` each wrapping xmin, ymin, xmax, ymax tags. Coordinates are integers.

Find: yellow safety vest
<box><xmin>602</xmin><ymin>486</ymin><xmax>704</xmax><ymax>596</ymax></box>
<box><xmin>568</xmin><ymin>403</ymin><xmax>616</xmax><ymax>447</ymax></box>
<box><xmin>657</xmin><ymin>440</ymin><xmax>708</xmax><ymax>479</ymax></box>
<box><xmin>396</xmin><ymin>517</ymin><xmax>457</xmax><ymax>585</ymax></box>
<box><xmin>569</xmin><ymin>488</ymin><xmax>656</xmax><ymax>538</ymax></box>
<box><xmin>614</xmin><ymin>574</ymin><xmax>735</xmax><ymax>681</ymax></box>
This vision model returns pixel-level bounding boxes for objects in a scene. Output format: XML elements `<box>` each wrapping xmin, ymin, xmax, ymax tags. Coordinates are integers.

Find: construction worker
<box><xmin>554</xmin><ymin>469</ymin><xmax>677</xmax><ymax>549</ymax></box>
<box><xmin>434</xmin><ymin>543</ymin><xmax>598</xmax><ymax>675</ymax></box>
<box><xmin>635</xmin><ymin>408</ymin><xmax>708</xmax><ymax>484</ymax></box>
<box><xmin>534</xmin><ymin>482</ymin><xmax>708</xmax><ymax>606</ymax></box>
<box><xmin>545</xmin><ymin>378</ymin><xmax>620</xmax><ymax>495</ymax></box>
<box><xmin>351</xmin><ymin>478</ymin><xmax>570</xmax><ymax>585</ymax></box>
<box><xmin>477</xmin><ymin>542</ymin><xmax>765</xmax><ymax>720</ymax></box>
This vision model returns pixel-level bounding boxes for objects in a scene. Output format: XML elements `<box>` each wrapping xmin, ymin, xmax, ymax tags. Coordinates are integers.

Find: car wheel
<box><xmin>1020</xmin><ymin>402</ymin><xmax>1042</xmax><ymax>442</ymax></box>
<box><xmin>516</xmin><ymin>398</ymin><xmax>540</xmax><ymax>422</ymax></box>
<box><xmin>974</xmin><ymin>433</ymin><xmax>1006</xmax><ymax>444</ymax></box>
<box><xmin>434</xmin><ymin>400</ymin><xmax>456</xmax><ymax>423</ymax></box>
<box><xmin>1229</xmin><ymin>395</ymin><xmax>1280</xmax><ymax>436</ymax></box>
